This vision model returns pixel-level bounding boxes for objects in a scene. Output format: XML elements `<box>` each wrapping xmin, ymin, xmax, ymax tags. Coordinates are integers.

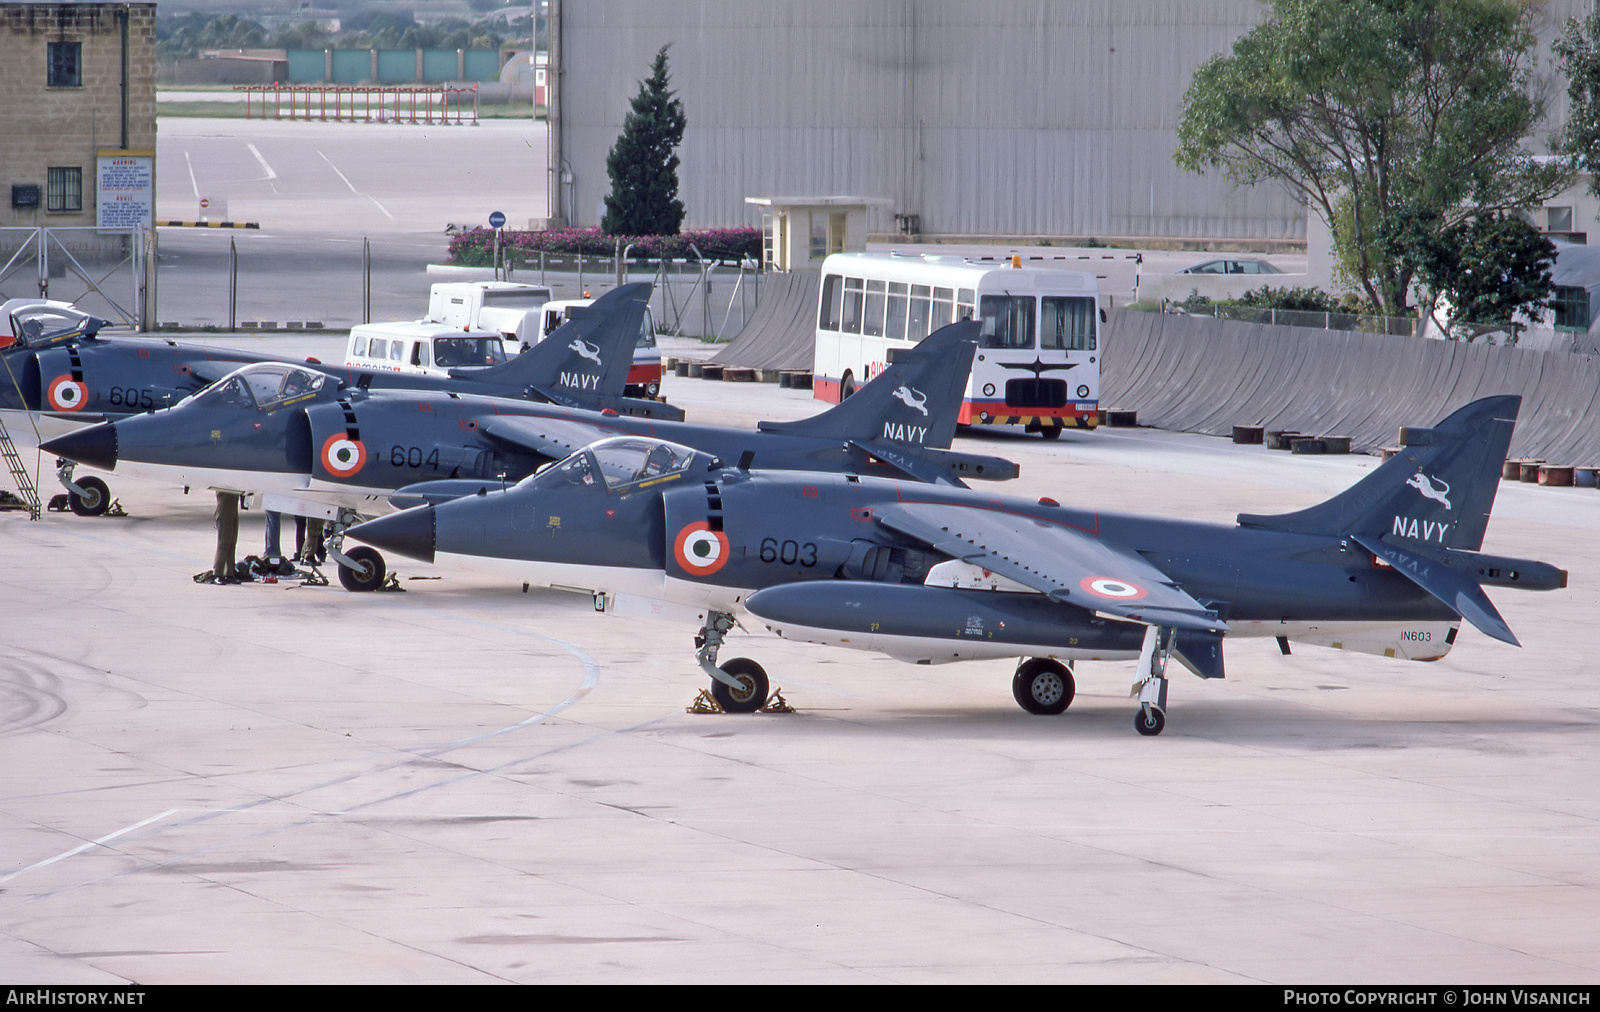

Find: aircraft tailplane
<box><xmin>464</xmin><ymin>282</ymin><xmax>650</xmax><ymax>401</ymax></box>
<box><xmin>756</xmin><ymin>320</ymin><xmax>979</xmax><ymax>450</ymax></box>
<box><xmin>1236</xmin><ymin>395</ymin><xmax>1519</xmax><ymax>553</ymax></box>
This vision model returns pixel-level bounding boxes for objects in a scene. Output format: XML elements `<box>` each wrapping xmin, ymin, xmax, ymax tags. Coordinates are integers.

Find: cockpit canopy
<box><xmin>188</xmin><ymin>362</ymin><xmax>330</xmax><ymax>412</ymax></box>
<box><xmin>525</xmin><ymin>437</ymin><xmax>715</xmax><ymax>495</ymax></box>
<box><xmin>3</xmin><ymin>301</ymin><xmax>106</xmax><ymax>349</ymax></box>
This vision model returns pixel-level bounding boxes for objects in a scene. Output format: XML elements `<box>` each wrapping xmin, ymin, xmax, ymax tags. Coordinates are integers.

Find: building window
<box><xmin>809</xmin><ymin>213</ymin><xmax>827</xmax><ymax>260</ymax></box>
<box><xmin>47</xmin><ymin>42</ymin><xmax>81</xmax><ymax>87</ymax></box>
<box><xmin>46</xmin><ymin>168</ymin><xmax>82</xmax><ymax>213</ymax></box>
<box><xmin>807</xmin><ymin>212</ymin><xmax>846</xmax><ymax>261</ymax></box>
<box><xmin>1552</xmin><ymin>286</ymin><xmax>1589</xmax><ymax>332</ymax></box>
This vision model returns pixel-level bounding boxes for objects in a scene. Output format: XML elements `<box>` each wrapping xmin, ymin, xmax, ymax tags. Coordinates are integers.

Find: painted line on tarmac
<box><xmin>0</xmin><ymin>809</ymin><xmax>179</xmax><ymax>885</ymax></box>
<box><xmin>317</xmin><ymin>148</ymin><xmax>395</xmax><ymax>221</ymax></box>
<box><xmin>16</xmin><ymin>716</ymin><xmax>676</xmax><ymax>902</ymax></box>
<box><xmin>246</xmin><ymin>142</ymin><xmax>278</xmax><ymax>181</ymax></box>
<box><xmin>3</xmin><ymin>595</ymin><xmax>619</xmax><ymax>898</ymax></box>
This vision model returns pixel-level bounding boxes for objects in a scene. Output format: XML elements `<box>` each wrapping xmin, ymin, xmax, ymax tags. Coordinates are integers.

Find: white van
<box><xmin>427</xmin><ymin>281</ymin><xmax>553</xmax><ymax>350</ymax></box>
<box><xmin>343</xmin><ymin>320</ymin><xmax>511</xmax><ymax>375</ymax></box>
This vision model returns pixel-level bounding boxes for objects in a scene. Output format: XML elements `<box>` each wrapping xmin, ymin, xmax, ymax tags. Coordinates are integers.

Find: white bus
<box><xmin>812</xmin><ymin>252</ymin><xmax>1101</xmax><ymax>437</ymax></box>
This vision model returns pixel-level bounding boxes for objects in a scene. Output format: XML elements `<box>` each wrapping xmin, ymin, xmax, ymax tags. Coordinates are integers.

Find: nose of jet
<box><xmin>348</xmin><ymin>506</ymin><xmax>436</xmax><ymax>564</ymax></box>
<box><xmin>40</xmin><ymin>422</ymin><xmax>118</xmax><ymax>472</ymax></box>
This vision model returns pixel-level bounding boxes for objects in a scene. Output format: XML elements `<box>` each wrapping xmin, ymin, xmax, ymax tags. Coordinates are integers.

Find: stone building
<box><xmin>0</xmin><ymin>2</ymin><xmax>156</xmax><ymax>234</ymax></box>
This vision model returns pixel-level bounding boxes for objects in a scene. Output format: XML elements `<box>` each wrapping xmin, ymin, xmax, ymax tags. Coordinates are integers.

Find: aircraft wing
<box><xmin>876</xmin><ymin>502</ymin><xmax>1228</xmax><ymax>633</ymax></box>
<box><xmin>478</xmin><ymin>413</ymin><xmax>621</xmax><ymax>460</ymax></box>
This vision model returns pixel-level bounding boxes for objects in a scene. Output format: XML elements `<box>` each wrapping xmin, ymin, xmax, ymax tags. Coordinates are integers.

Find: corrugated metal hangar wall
<box><xmin>554</xmin><ymin>0</ymin><xmax>1307</xmax><ymax>242</ymax></box>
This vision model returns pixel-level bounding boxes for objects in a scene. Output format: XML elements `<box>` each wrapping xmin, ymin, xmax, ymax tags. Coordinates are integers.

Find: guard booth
<box><xmin>744</xmin><ymin>196</ymin><xmax>887</xmax><ymax>271</ymax></box>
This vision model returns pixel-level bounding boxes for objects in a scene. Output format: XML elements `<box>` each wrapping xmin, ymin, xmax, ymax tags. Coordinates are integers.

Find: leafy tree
<box><xmin>1233</xmin><ymin>286</ymin><xmax>1344</xmax><ymax>313</ymax></box>
<box><xmin>159</xmin><ymin>11</ymin><xmax>518</xmax><ymax>65</ymax></box>
<box><xmin>1403</xmin><ymin>213</ymin><xmax>1556</xmax><ymax>339</ymax></box>
<box><xmin>156</xmin><ymin>13</ymin><xmax>267</xmax><ymax>61</ymax></box>
<box><xmin>602</xmin><ymin>46</ymin><xmax>687</xmax><ymax>236</ymax></box>
<box><xmin>1176</xmin><ymin>0</ymin><xmax>1570</xmax><ymax>315</ymax></box>
<box><xmin>266</xmin><ymin>20</ymin><xmax>333</xmax><ymax>52</ymax></box>
<box><xmin>1554</xmin><ymin>10</ymin><xmax>1600</xmax><ymax>202</ymax></box>
<box><xmin>340</xmin><ymin>10</ymin><xmax>419</xmax><ymax>38</ymax></box>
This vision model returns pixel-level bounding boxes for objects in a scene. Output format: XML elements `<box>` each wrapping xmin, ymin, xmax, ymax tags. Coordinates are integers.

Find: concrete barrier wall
<box><xmin>1102</xmin><ymin>310</ymin><xmax>1600</xmax><ymax>463</ymax></box>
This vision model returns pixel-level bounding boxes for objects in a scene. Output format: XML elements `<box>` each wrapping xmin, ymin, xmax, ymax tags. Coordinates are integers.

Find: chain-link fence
<box><xmin>505</xmin><ymin>251</ymin><xmax>763</xmax><ymax>340</ymax></box>
<box><xmin>2</xmin><ymin>228</ymin><xmax>769</xmax><ymax>340</ymax></box>
<box><xmin>1175</xmin><ymin>302</ymin><xmax>1419</xmax><ymax>337</ymax></box>
<box><xmin>0</xmin><ymin>227</ymin><xmax>147</xmax><ymax>328</ymax></box>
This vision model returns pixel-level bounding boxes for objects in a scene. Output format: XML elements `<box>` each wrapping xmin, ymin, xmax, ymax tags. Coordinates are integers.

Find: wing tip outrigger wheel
<box><xmin>1135</xmin><ymin>705</ymin><xmax>1166</xmax><ymax>736</ymax></box>
<box><xmin>1131</xmin><ymin>625</ymin><xmax>1174</xmax><ymax>737</ymax></box>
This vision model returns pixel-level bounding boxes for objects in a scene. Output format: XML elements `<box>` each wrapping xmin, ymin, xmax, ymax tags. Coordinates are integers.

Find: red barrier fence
<box><xmin>232</xmin><ymin>84</ymin><xmax>479</xmax><ymax>125</ymax></box>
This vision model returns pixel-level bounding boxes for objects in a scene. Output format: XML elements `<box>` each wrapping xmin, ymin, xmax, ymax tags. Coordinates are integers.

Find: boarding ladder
<box><xmin>0</xmin><ymin>412</ymin><xmax>40</xmax><ymax>520</ymax></box>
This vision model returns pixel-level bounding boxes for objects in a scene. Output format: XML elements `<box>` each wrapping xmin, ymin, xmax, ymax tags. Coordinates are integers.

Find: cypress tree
<box><xmin>601</xmin><ymin>46</ymin><xmax>687</xmax><ymax>236</ymax></box>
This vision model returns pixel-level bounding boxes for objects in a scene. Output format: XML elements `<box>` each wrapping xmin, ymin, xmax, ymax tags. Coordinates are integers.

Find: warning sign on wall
<box><xmin>97</xmin><ymin>150</ymin><xmax>155</xmax><ymax>233</ymax></box>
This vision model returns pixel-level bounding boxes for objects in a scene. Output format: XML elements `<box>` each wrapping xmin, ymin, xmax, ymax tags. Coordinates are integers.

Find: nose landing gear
<box><xmin>694</xmin><ymin>610</ymin><xmax>770</xmax><ymax>713</ymax></box>
<box><xmin>54</xmin><ymin>461</ymin><xmax>118</xmax><ymax>517</ymax></box>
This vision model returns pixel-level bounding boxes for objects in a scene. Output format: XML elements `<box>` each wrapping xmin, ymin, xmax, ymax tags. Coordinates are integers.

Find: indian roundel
<box><xmin>321</xmin><ymin>434</ymin><xmax>367</xmax><ymax>476</ymax></box>
<box><xmin>674</xmin><ymin>521</ymin><xmax>729</xmax><ymax>576</ymax></box>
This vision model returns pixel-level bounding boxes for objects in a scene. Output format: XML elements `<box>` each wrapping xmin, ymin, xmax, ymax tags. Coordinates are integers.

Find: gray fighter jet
<box><xmin>347</xmin><ymin>395</ymin><xmax>1566</xmax><ymax>734</ymax></box>
<box><xmin>42</xmin><ymin>321</ymin><xmax>1016</xmax><ymax>590</ymax></box>
<box><xmin>5</xmin><ymin>285</ymin><xmax>673</xmax><ymax>513</ymax></box>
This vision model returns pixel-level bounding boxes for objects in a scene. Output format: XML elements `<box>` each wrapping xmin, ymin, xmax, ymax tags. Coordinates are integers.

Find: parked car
<box><xmin>1177</xmin><ymin>258</ymin><xmax>1283</xmax><ymax>275</ymax></box>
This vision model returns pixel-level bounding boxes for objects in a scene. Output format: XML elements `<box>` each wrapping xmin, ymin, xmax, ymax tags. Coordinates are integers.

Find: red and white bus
<box><xmin>811</xmin><ymin>252</ymin><xmax>1100</xmax><ymax>437</ymax></box>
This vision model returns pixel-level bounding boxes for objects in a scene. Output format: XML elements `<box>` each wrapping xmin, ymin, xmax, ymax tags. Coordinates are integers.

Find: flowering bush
<box><xmin>449</xmin><ymin>226</ymin><xmax>761</xmax><ymax>266</ymax></box>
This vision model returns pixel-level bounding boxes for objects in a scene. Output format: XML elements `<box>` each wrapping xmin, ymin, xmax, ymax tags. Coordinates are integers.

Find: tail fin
<box><xmin>757</xmin><ymin>320</ymin><xmax>979</xmax><ymax>450</ymax></box>
<box><xmin>466</xmin><ymin>282</ymin><xmax>650</xmax><ymax>401</ymax></box>
<box><xmin>1237</xmin><ymin>395</ymin><xmax>1519</xmax><ymax>552</ymax></box>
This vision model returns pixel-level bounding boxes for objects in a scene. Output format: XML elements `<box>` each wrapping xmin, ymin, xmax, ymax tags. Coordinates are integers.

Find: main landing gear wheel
<box><xmin>1135</xmin><ymin>706</ymin><xmax>1166</xmax><ymax>736</ymax></box>
<box><xmin>1012</xmin><ymin>658</ymin><xmax>1074</xmax><ymax>715</ymax></box>
<box><xmin>710</xmin><ymin>657</ymin><xmax>769</xmax><ymax>714</ymax></box>
<box><xmin>337</xmin><ymin>545</ymin><xmax>387</xmax><ymax>592</ymax></box>
<box><xmin>68</xmin><ymin>475</ymin><xmax>111</xmax><ymax>517</ymax></box>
